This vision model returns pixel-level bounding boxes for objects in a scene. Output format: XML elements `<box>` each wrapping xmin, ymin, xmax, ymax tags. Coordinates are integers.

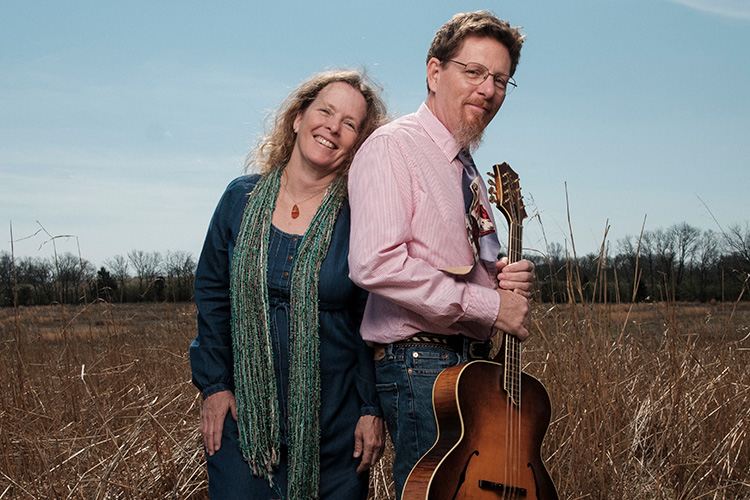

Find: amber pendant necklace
<box><xmin>281</xmin><ymin>171</ymin><xmax>329</xmax><ymax>219</ymax></box>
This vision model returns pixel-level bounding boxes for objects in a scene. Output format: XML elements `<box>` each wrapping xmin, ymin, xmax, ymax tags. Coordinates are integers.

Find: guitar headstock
<box><xmin>487</xmin><ymin>162</ymin><xmax>527</xmax><ymax>227</ymax></box>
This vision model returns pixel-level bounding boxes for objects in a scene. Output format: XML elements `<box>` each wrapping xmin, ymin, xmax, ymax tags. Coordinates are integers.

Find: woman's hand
<box><xmin>201</xmin><ymin>390</ymin><xmax>237</xmax><ymax>456</ymax></box>
<box><xmin>353</xmin><ymin>415</ymin><xmax>384</xmax><ymax>473</ymax></box>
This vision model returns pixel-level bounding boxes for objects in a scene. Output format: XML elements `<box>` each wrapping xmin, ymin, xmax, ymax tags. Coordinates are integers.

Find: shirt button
<box><xmin>291</xmin><ymin>236</ymin><xmax>298</xmax><ymax>242</ymax></box>
<box><xmin>412</xmin><ymin>352</ymin><xmax>419</xmax><ymax>358</ymax></box>
<box><xmin>283</xmin><ymin>271</ymin><xmax>289</xmax><ymax>277</ymax></box>
<box><xmin>288</xmin><ymin>254</ymin><xmax>293</xmax><ymax>260</ymax></box>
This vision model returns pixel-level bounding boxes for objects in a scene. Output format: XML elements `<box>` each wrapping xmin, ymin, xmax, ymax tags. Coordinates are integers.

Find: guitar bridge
<box><xmin>478</xmin><ymin>479</ymin><xmax>527</xmax><ymax>496</ymax></box>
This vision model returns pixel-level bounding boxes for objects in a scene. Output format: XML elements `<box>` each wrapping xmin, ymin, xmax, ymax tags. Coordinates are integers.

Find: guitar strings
<box><xmin>505</xmin><ymin>221</ymin><xmax>523</xmax><ymax>498</ymax></box>
<box><xmin>496</xmin><ymin>169</ymin><xmax>526</xmax><ymax>499</ymax></box>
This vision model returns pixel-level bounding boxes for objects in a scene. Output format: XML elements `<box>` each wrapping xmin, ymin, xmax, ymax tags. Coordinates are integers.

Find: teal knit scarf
<box><xmin>230</xmin><ymin>165</ymin><xmax>346</xmax><ymax>499</ymax></box>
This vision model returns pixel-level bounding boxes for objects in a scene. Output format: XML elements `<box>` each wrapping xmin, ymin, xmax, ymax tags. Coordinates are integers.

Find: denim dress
<box><xmin>190</xmin><ymin>175</ymin><xmax>380</xmax><ymax>499</ymax></box>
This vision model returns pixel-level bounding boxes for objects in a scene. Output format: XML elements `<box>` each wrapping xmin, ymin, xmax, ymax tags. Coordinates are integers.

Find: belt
<box><xmin>392</xmin><ymin>333</ymin><xmax>492</xmax><ymax>360</ymax></box>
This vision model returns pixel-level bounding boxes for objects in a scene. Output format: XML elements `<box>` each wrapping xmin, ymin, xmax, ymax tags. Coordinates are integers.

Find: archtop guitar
<box><xmin>402</xmin><ymin>162</ymin><xmax>558</xmax><ymax>500</ymax></box>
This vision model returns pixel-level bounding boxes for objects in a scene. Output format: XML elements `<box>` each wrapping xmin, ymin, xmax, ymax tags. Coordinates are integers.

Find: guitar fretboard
<box><xmin>490</xmin><ymin>164</ymin><xmax>525</xmax><ymax>408</ymax></box>
<box><xmin>503</xmin><ymin>220</ymin><xmax>523</xmax><ymax>406</ymax></box>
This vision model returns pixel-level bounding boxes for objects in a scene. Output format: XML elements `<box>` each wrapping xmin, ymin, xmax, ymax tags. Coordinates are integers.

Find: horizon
<box><xmin>3</xmin><ymin>1</ymin><xmax>749</xmax><ymax>268</ymax></box>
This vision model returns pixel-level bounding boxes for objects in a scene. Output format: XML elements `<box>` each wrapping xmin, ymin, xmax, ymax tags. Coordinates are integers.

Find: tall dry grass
<box><xmin>0</xmin><ymin>302</ymin><xmax>206</xmax><ymax>498</ymax></box>
<box><xmin>1</xmin><ymin>298</ymin><xmax>748</xmax><ymax>498</ymax></box>
<box><xmin>531</xmin><ymin>301</ymin><xmax>749</xmax><ymax>499</ymax></box>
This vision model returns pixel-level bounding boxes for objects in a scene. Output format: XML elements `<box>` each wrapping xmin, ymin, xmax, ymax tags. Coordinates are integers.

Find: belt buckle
<box><xmin>468</xmin><ymin>340</ymin><xmax>491</xmax><ymax>360</ymax></box>
<box><xmin>373</xmin><ymin>345</ymin><xmax>386</xmax><ymax>361</ymax></box>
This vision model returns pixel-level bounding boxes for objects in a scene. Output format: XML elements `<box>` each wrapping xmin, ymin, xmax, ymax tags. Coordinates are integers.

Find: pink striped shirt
<box><xmin>348</xmin><ymin>103</ymin><xmax>500</xmax><ymax>344</ymax></box>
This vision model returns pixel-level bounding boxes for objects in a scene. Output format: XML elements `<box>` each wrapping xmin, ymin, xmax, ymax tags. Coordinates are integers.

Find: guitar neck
<box><xmin>504</xmin><ymin>221</ymin><xmax>523</xmax><ymax>406</ymax></box>
<box><xmin>488</xmin><ymin>161</ymin><xmax>527</xmax><ymax>408</ymax></box>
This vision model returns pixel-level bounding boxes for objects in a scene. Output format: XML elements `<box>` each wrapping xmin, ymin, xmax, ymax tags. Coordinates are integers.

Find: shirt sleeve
<box><xmin>348</xmin><ymin>135</ymin><xmax>500</xmax><ymax>333</ymax></box>
<box><xmin>189</xmin><ymin>177</ymin><xmax>253</xmax><ymax>399</ymax></box>
<box><xmin>351</xmin><ymin>286</ymin><xmax>382</xmax><ymax>417</ymax></box>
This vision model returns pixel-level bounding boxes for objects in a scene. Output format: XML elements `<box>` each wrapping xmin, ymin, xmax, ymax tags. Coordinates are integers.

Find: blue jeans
<box><xmin>375</xmin><ymin>342</ymin><xmax>468</xmax><ymax>499</ymax></box>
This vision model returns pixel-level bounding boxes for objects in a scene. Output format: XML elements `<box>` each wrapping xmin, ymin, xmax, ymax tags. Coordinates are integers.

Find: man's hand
<box><xmin>353</xmin><ymin>415</ymin><xmax>384</xmax><ymax>473</ymax></box>
<box><xmin>494</xmin><ymin>257</ymin><xmax>535</xmax><ymax>340</ymax></box>
<box><xmin>494</xmin><ymin>288</ymin><xmax>530</xmax><ymax>340</ymax></box>
<box><xmin>496</xmin><ymin>257</ymin><xmax>536</xmax><ymax>298</ymax></box>
<box><xmin>201</xmin><ymin>390</ymin><xmax>237</xmax><ymax>456</ymax></box>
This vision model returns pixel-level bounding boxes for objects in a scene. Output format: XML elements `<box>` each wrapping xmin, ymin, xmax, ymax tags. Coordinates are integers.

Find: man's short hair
<box><xmin>427</xmin><ymin>11</ymin><xmax>525</xmax><ymax>77</ymax></box>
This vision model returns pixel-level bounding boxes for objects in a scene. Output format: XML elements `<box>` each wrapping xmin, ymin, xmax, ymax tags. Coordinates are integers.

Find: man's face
<box><xmin>426</xmin><ymin>35</ymin><xmax>512</xmax><ymax>149</ymax></box>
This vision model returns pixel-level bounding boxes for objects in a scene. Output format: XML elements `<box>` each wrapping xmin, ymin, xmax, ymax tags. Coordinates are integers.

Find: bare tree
<box><xmin>640</xmin><ymin>231</ymin><xmax>657</xmax><ymax>299</ymax></box>
<box><xmin>16</xmin><ymin>256</ymin><xmax>55</xmax><ymax>304</ymax></box>
<box><xmin>671</xmin><ymin>222</ymin><xmax>700</xmax><ymax>290</ymax></box>
<box><xmin>722</xmin><ymin>223</ymin><xmax>750</xmax><ymax>297</ymax></box>
<box><xmin>163</xmin><ymin>250</ymin><xmax>196</xmax><ymax>301</ymax></box>
<box><xmin>650</xmin><ymin>228</ymin><xmax>677</xmax><ymax>299</ymax></box>
<box><xmin>56</xmin><ymin>252</ymin><xmax>94</xmax><ymax>304</ymax></box>
<box><xmin>0</xmin><ymin>252</ymin><xmax>13</xmax><ymax>306</ymax></box>
<box><xmin>725</xmin><ymin>222</ymin><xmax>750</xmax><ymax>271</ymax></box>
<box><xmin>127</xmin><ymin>250</ymin><xmax>162</xmax><ymax>296</ymax></box>
<box><xmin>615</xmin><ymin>235</ymin><xmax>643</xmax><ymax>302</ymax></box>
<box><xmin>695</xmin><ymin>229</ymin><xmax>720</xmax><ymax>300</ymax></box>
<box><xmin>104</xmin><ymin>255</ymin><xmax>130</xmax><ymax>302</ymax></box>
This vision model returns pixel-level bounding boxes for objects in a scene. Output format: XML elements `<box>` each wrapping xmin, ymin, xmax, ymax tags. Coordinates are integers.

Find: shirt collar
<box><xmin>415</xmin><ymin>103</ymin><xmax>461</xmax><ymax>165</ymax></box>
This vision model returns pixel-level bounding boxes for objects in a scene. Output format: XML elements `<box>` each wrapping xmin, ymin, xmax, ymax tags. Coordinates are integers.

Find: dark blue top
<box><xmin>190</xmin><ymin>174</ymin><xmax>380</xmax><ymax>450</ymax></box>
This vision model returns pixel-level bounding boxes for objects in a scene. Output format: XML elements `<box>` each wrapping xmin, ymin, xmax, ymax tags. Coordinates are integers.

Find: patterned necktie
<box><xmin>457</xmin><ymin>149</ymin><xmax>502</xmax><ymax>262</ymax></box>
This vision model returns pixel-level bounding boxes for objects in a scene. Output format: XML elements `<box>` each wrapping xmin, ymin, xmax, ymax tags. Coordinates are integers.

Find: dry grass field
<box><xmin>1</xmin><ymin>299</ymin><xmax>748</xmax><ymax>499</ymax></box>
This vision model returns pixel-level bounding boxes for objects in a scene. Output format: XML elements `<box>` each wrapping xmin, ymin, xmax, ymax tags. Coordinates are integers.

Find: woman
<box><xmin>189</xmin><ymin>70</ymin><xmax>388</xmax><ymax>499</ymax></box>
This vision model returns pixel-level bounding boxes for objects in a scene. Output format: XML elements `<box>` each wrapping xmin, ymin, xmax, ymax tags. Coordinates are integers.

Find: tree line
<box><xmin>2</xmin><ymin>222</ymin><xmax>749</xmax><ymax>307</ymax></box>
<box><xmin>529</xmin><ymin>222</ymin><xmax>750</xmax><ymax>303</ymax></box>
<box><xmin>0</xmin><ymin>250</ymin><xmax>196</xmax><ymax>306</ymax></box>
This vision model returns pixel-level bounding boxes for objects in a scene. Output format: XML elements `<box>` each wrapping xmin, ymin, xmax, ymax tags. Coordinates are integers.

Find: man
<box><xmin>348</xmin><ymin>11</ymin><xmax>536</xmax><ymax>498</ymax></box>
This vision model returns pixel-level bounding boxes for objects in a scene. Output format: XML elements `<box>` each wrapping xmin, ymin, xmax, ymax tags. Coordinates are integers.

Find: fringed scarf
<box><xmin>230</xmin><ymin>165</ymin><xmax>346</xmax><ymax>499</ymax></box>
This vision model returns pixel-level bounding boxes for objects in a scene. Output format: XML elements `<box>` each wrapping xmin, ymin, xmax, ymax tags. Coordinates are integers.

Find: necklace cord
<box><xmin>282</xmin><ymin>170</ymin><xmax>330</xmax><ymax>219</ymax></box>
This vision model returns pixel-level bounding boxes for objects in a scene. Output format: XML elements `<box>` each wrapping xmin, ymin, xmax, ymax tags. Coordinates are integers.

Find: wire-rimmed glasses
<box><xmin>445</xmin><ymin>59</ymin><xmax>517</xmax><ymax>95</ymax></box>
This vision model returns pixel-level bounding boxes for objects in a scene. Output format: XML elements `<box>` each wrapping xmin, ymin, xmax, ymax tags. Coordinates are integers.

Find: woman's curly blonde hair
<box><xmin>246</xmin><ymin>69</ymin><xmax>388</xmax><ymax>175</ymax></box>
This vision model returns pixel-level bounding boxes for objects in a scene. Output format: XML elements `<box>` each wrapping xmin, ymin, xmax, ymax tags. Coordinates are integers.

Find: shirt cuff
<box><xmin>360</xmin><ymin>404</ymin><xmax>383</xmax><ymax>417</ymax></box>
<box><xmin>464</xmin><ymin>283</ymin><xmax>501</xmax><ymax>328</ymax></box>
<box><xmin>201</xmin><ymin>382</ymin><xmax>233</xmax><ymax>400</ymax></box>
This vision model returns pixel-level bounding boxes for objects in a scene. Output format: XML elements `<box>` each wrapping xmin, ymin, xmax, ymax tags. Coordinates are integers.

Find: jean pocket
<box><xmin>406</xmin><ymin>346</ymin><xmax>460</xmax><ymax>375</ymax></box>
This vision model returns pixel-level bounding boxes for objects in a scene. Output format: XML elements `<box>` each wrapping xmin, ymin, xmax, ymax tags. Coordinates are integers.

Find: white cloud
<box><xmin>666</xmin><ymin>0</ymin><xmax>750</xmax><ymax>20</ymax></box>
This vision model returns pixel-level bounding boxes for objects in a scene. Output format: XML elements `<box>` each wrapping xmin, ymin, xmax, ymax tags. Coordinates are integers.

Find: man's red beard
<box><xmin>453</xmin><ymin>105</ymin><xmax>491</xmax><ymax>152</ymax></box>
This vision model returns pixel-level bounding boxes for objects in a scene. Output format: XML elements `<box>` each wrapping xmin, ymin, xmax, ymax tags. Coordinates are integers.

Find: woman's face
<box><xmin>292</xmin><ymin>81</ymin><xmax>367</xmax><ymax>174</ymax></box>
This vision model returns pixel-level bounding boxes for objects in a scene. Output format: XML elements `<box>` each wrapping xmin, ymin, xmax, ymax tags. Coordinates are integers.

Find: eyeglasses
<box><xmin>445</xmin><ymin>59</ymin><xmax>517</xmax><ymax>95</ymax></box>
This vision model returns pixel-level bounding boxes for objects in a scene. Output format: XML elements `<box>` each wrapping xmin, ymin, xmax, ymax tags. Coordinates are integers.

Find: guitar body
<box><xmin>402</xmin><ymin>360</ymin><xmax>558</xmax><ymax>500</ymax></box>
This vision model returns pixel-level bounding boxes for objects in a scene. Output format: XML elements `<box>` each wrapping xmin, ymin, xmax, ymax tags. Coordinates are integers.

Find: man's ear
<box><xmin>426</xmin><ymin>57</ymin><xmax>442</xmax><ymax>94</ymax></box>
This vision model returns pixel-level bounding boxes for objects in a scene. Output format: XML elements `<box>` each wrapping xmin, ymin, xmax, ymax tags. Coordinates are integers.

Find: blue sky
<box><xmin>2</xmin><ymin>0</ymin><xmax>749</xmax><ymax>267</ymax></box>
